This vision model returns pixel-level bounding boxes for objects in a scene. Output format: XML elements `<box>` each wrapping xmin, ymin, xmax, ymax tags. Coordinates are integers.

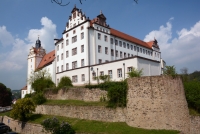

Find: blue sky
<box><xmin>0</xmin><ymin>0</ymin><xmax>200</xmax><ymax>90</ymax></box>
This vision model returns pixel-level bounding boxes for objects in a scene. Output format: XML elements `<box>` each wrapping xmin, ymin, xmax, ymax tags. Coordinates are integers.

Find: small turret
<box><xmin>35</xmin><ymin>37</ymin><xmax>41</xmax><ymax>49</ymax></box>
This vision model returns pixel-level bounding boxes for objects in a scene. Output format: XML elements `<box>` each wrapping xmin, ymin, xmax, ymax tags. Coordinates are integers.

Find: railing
<box><xmin>0</xmin><ymin>106</ymin><xmax>12</xmax><ymax>113</ymax></box>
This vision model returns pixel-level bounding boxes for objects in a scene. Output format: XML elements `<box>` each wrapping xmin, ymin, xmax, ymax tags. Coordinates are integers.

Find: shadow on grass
<box><xmin>28</xmin><ymin>114</ymin><xmax>43</xmax><ymax>121</ymax></box>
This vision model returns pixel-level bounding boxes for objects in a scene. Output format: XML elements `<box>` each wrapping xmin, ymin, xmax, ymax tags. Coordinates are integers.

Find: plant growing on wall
<box><xmin>41</xmin><ymin>117</ymin><xmax>75</xmax><ymax>134</ymax></box>
<box><xmin>127</xmin><ymin>67</ymin><xmax>143</xmax><ymax>78</ymax></box>
<box><xmin>163</xmin><ymin>65</ymin><xmax>178</xmax><ymax>78</ymax></box>
<box><xmin>10</xmin><ymin>98</ymin><xmax>36</xmax><ymax>121</ymax></box>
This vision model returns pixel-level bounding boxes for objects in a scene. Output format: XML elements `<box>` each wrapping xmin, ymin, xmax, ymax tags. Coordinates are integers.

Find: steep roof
<box><xmin>37</xmin><ymin>50</ymin><xmax>55</xmax><ymax>69</ymax></box>
<box><xmin>21</xmin><ymin>85</ymin><xmax>27</xmax><ymax>90</ymax></box>
<box><xmin>110</xmin><ymin>28</ymin><xmax>152</xmax><ymax>49</ymax></box>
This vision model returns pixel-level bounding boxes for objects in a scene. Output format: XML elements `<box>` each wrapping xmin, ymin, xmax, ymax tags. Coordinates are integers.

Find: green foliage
<box><xmin>28</xmin><ymin>69</ymin><xmax>51</xmax><ymax>85</ymax></box>
<box><xmin>189</xmin><ymin>71</ymin><xmax>200</xmax><ymax>81</ymax></box>
<box><xmin>10</xmin><ymin>98</ymin><xmax>36</xmax><ymax>121</ymax></box>
<box><xmin>99</xmin><ymin>75</ymin><xmax>110</xmax><ymax>83</ymax></box>
<box><xmin>32</xmin><ymin>78</ymin><xmax>55</xmax><ymax>93</ymax></box>
<box><xmin>184</xmin><ymin>80</ymin><xmax>200</xmax><ymax>112</ymax></box>
<box><xmin>41</xmin><ymin>117</ymin><xmax>75</xmax><ymax>134</ymax></box>
<box><xmin>163</xmin><ymin>65</ymin><xmax>178</xmax><ymax>78</ymax></box>
<box><xmin>0</xmin><ymin>82</ymin><xmax>12</xmax><ymax>107</ymax></box>
<box><xmin>57</xmin><ymin>76</ymin><xmax>73</xmax><ymax>89</ymax></box>
<box><xmin>32</xmin><ymin>92</ymin><xmax>47</xmax><ymax>105</ymax></box>
<box><xmin>24</xmin><ymin>93</ymin><xmax>33</xmax><ymax>98</ymax></box>
<box><xmin>127</xmin><ymin>67</ymin><xmax>143</xmax><ymax>78</ymax></box>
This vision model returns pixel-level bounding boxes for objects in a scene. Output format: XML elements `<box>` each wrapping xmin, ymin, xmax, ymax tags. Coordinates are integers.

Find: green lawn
<box><xmin>43</xmin><ymin>99</ymin><xmax>107</xmax><ymax>106</ymax></box>
<box><xmin>1</xmin><ymin>111</ymin><xmax>179</xmax><ymax>134</ymax></box>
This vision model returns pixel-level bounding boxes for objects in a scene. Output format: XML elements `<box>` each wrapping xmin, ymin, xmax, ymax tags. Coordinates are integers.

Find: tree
<box><xmin>163</xmin><ymin>65</ymin><xmax>178</xmax><ymax>78</ymax></box>
<box><xmin>180</xmin><ymin>67</ymin><xmax>189</xmax><ymax>82</ymax></box>
<box><xmin>0</xmin><ymin>83</ymin><xmax>12</xmax><ymax>107</ymax></box>
<box><xmin>10</xmin><ymin>98</ymin><xmax>36</xmax><ymax>121</ymax></box>
<box><xmin>28</xmin><ymin>69</ymin><xmax>51</xmax><ymax>85</ymax></box>
<box><xmin>57</xmin><ymin>76</ymin><xmax>73</xmax><ymax>89</ymax></box>
<box><xmin>41</xmin><ymin>117</ymin><xmax>75</xmax><ymax>134</ymax></box>
<box><xmin>127</xmin><ymin>67</ymin><xmax>143</xmax><ymax>78</ymax></box>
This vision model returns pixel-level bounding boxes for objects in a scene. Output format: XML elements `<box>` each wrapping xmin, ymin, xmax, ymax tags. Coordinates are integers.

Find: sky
<box><xmin>0</xmin><ymin>0</ymin><xmax>200</xmax><ymax>90</ymax></box>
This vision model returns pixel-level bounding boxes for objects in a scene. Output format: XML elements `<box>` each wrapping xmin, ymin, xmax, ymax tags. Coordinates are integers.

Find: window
<box><xmin>73</xmin><ymin>30</ymin><xmax>76</xmax><ymax>34</ymax></box>
<box><xmin>81</xmin><ymin>32</ymin><xmax>84</xmax><ymax>39</ymax></box>
<box><xmin>128</xmin><ymin>67</ymin><xmax>132</xmax><ymax>72</ymax></box>
<box><xmin>146</xmin><ymin>50</ymin><xmax>148</xmax><ymax>54</ymax></box>
<box><xmin>134</xmin><ymin>46</ymin><xmax>136</xmax><ymax>51</ymax></box>
<box><xmin>99</xmin><ymin>59</ymin><xmax>102</xmax><ymax>64</ymax></box>
<box><xmin>104</xmin><ymin>35</ymin><xmax>108</xmax><ymax>41</ymax></box>
<box><xmin>115</xmin><ymin>39</ymin><xmax>118</xmax><ymax>45</ymax></box>
<box><xmin>111</xmin><ymin>49</ymin><xmax>114</xmax><ymax>56</ymax></box>
<box><xmin>61</xmin><ymin>53</ymin><xmax>63</xmax><ymax>60</ymax></box>
<box><xmin>61</xmin><ymin>65</ymin><xmax>63</xmax><ymax>71</ymax></box>
<box><xmin>81</xmin><ymin>59</ymin><xmax>84</xmax><ymax>67</ymax></box>
<box><xmin>117</xmin><ymin>69</ymin><xmax>122</xmax><ymax>77</ymax></box>
<box><xmin>148</xmin><ymin>51</ymin><xmax>150</xmax><ymax>55</ymax></box>
<box><xmin>98</xmin><ymin>45</ymin><xmax>101</xmax><ymax>53</ymax></box>
<box><xmin>57</xmin><ymin>66</ymin><xmax>59</xmax><ymax>73</ymax></box>
<box><xmin>140</xmin><ymin>48</ymin><xmax>142</xmax><ymax>53</ymax></box>
<box><xmin>92</xmin><ymin>72</ymin><xmax>96</xmax><ymax>80</ymax></box>
<box><xmin>100</xmin><ymin>71</ymin><xmax>104</xmax><ymax>76</ymax></box>
<box><xmin>66</xmin><ymin>51</ymin><xmax>69</xmax><ymax>58</ymax></box>
<box><xmin>73</xmin><ymin>23</ymin><xmax>76</xmax><ymax>27</ymax></box>
<box><xmin>128</xmin><ymin>53</ymin><xmax>130</xmax><ymax>57</ymax></box>
<box><xmin>57</xmin><ymin>55</ymin><xmax>59</xmax><ymax>62</ymax></box>
<box><xmin>81</xmin><ymin>45</ymin><xmax>84</xmax><ymax>53</ymax></box>
<box><xmin>81</xmin><ymin>26</ymin><xmax>84</xmax><ymax>30</ymax></box>
<box><xmin>151</xmin><ymin>52</ymin><xmax>153</xmax><ymax>56</ymax></box>
<box><xmin>72</xmin><ymin>36</ymin><xmax>77</xmax><ymax>43</ymax></box>
<box><xmin>124</xmin><ymin>52</ymin><xmax>126</xmax><ymax>58</ymax></box>
<box><xmin>82</xmin><ymin>74</ymin><xmax>85</xmax><ymax>81</ymax></box>
<box><xmin>61</xmin><ymin>43</ymin><xmax>63</xmax><ymax>48</ymax></box>
<box><xmin>137</xmin><ymin>47</ymin><xmax>139</xmax><ymax>52</ymax></box>
<box><xmin>119</xmin><ymin>41</ymin><xmax>122</xmax><ymax>47</ymax></box>
<box><xmin>57</xmin><ymin>45</ymin><xmax>59</xmax><ymax>51</ymax></box>
<box><xmin>66</xmin><ymin>33</ymin><xmax>68</xmax><ymax>37</ymax></box>
<box><xmin>105</xmin><ymin>47</ymin><xmax>108</xmax><ymax>54</ymax></box>
<box><xmin>57</xmin><ymin>78</ymin><xmax>59</xmax><ymax>84</ymax></box>
<box><xmin>72</xmin><ymin>61</ymin><xmax>77</xmax><ymax>69</ymax></box>
<box><xmin>108</xmin><ymin>70</ymin><xmax>112</xmax><ymax>79</ymax></box>
<box><xmin>105</xmin><ymin>60</ymin><xmax>109</xmax><ymax>62</ymax></box>
<box><xmin>72</xmin><ymin>47</ymin><xmax>77</xmax><ymax>56</ymax></box>
<box><xmin>110</xmin><ymin>38</ymin><xmax>113</xmax><ymax>44</ymax></box>
<box><xmin>72</xmin><ymin>75</ymin><xmax>78</xmax><ymax>83</ymax></box>
<box><xmin>66</xmin><ymin>40</ymin><xmax>69</xmax><ymax>46</ymax></box>
<box><xmin>131</xmin><ymin>45</ymin><xmax>133</xmax><ymax>50</ymax></box>
<box><xmin>66</xmin><ymin>63</ymin><xmax>69</xmax><ymax>70</ymax></box>
<box><xmin>123</xmin><ymin>42</ymin><xmax>126</xmax><ymax>48</ymax></box>
<box><xmin>115</xmin><ymin>50</ymin><xmax>118</xmax><ymax>57</ymax></box>
<box><xmin>120</xmin><ymin>51</ymin><xmax>123</xmax><ymax>58</ymax></box>
<box><xmin>127</xmin><ymin>44</ymin><xmax>130</xmax><ymax>49</ymax></box>
<box><xmin>143</xmin><ymin>49</ymin><xmax>145</xmax><ymax>54</ymax></box>
<box><xmin>98</xmin><ymin>33</ymin><xmax>101</xmax><ymax>40</ymax></box>
<box><xmin>73</xmin><ymin>12</ymin><xmax>76</xmax><ymax>19</ymax></box>
<box><xmin>158</xmin><ymin>53</ymin><xmax>159</xmax><ymax>58</ymax></box>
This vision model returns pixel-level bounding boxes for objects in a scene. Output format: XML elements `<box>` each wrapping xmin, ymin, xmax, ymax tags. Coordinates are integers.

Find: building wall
<box><xmin>126</xmin><ymin>76</ymin><xmax>190</xmax><ymax>134</ymax></box>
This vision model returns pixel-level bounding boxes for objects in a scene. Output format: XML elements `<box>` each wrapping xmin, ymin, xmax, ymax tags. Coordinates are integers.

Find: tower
<box><xmin>25</xmin><ymin>37</ymin><xmax>46</xmax><ymax>97</ymax></box>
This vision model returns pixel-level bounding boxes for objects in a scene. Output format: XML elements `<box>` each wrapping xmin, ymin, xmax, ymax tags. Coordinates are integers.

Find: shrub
<box><xmin>24</xmin><ymin>93</ymin><xmax>33</xmax><ymax>98</ymax></box>
<box><xmin>32</xmin><ymin>78</ymin><xmax>55</xmax><ymax>93</ymax></box>
<box><xmin>127</xmin><ymin>67</ymin><xmax>143</xmax><ymax>78</ymax></box>
<box><xmin>57</xmin><ymin>76</ymin><xmax>73</xmax><ymax>89</ymax></box>
<box><xmin>10</xmin><ymin>98</ymin><xmax>36</xmax><ymax>121</ymax></box>
<box><xmin>163</xmin><ymin>65</ymin><xmax>178</xmax><ymax>78</ymax></box>
<box><xmin>41</xmin><ymin>117</ymin><xmax>75</xmax><ymax>134</ymax></box>
<box><xmin>32</xmin><ymin>92</ymin><xmax>47</xmax><ymax>105</ymax></box>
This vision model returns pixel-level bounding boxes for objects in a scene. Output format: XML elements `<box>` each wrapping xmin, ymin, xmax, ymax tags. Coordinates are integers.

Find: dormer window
<box><xmin>73</xmin><ymin>12</ymin><xmax>76</xmax><ymax>19</ymax></box>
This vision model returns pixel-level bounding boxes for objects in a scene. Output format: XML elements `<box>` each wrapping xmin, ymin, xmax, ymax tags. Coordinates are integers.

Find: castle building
<box><xmin>21</xmin><ymin>6</ymin><xmax>164</xmax><ymax>98</ymax></box>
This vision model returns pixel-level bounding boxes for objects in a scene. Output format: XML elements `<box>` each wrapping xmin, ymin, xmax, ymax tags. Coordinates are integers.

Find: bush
<box><xmin>163</xmin><ymin>65</ymin><xmax>178</xmax><ymax>78</ymax></box>
<box><xmin>32</xmin><ymin>92</ymin><xmax>47</xmax><ymax>105</ymax></box>
<box><xmin>57</xmin><ymin>76</ymin><xmax>73</xmax><ymax>89</ymax></box>
<box><xmin>41</xmin><ymin>117</ymin><xmax>75</xmax><ymax>134</ymax></box>
<box><xmin>10</xmin><ymin>98</ymin><xmax>36</xmax><ymax>121</ymax></box>
<box><xmin>184</xmin><ymin>80</ymin><xmax>200</xmax><ymax>112</ymax></box>
<box><xmin>127</xmin><ymin>67</ymin><xmax>143</xmax><ymax>78</ymax></box>
<box><xmin>32</xmin><ymin>78</ymin><xmax>55</xmax><ymax>93</ymax></box>
<box><xmin>24</xmin><ymin>93</ymin><xmax>33</xmax><ymax>98</ymax></box>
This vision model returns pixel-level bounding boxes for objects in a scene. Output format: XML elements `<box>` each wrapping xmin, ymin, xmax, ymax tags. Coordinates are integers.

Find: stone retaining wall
<box><xmin>36</xmin><ymin>105</ymin><xmax>126</xmax><ymax>122</ymax></box>
<box><xmin>45</xmin><ymin>88</ymin><xmax>107</xmax><ymax>102</ymax></box>
<box><xmin>190</xmin><ymin>116</ymin><xmax>200</xmax><ymax>134</ymax></box>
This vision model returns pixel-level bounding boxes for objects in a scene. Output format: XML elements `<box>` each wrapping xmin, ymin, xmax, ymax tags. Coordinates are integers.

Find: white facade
<box><xmin>23</xmin><ymin>6</ymin><xmax>164</xmax><ymax>98</ymax></box>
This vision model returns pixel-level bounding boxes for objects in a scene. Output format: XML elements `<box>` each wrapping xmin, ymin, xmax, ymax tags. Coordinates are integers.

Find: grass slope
<box><xmin>0</xmin><ymin>111</ymin><xmax>179</xmax><ymax>134</ymax></box>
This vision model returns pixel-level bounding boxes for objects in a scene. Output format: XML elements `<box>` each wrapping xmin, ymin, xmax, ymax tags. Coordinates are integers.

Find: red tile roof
<box><xmin>37</xmin><ymin>50</ymin><xmax>55</xmax><ymax>69</ymax></box>
<box><xmin>21</xmin><ymin>85</ymin><xmax>27</xmax><ymax>90</ymax></box>
<box><xmin>146</xmin><ymin>41</ymin><xmax>154</xmax><ymax>48</ymax></box>
<box><xmin>110</xmin><ymin>28</ymin><xmax>152</xmax><ymax>49</ymax></box>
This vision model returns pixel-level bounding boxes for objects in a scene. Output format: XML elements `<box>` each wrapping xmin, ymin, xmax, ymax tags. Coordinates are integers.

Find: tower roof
<box><xmin>35</xmin><ymin>37</ymin><xmax>41</xmax><ymax>49</ymax></box>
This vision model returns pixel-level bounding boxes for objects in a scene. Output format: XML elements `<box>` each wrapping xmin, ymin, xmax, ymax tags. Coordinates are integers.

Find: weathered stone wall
<box><xmin>45</xmin><ymin>88</ymin><xmax>107</xmax><ymax>102</ymax></box>
<box><xmin>36</xmin><ymin>105</ymin><xmax>126</xmax><ymax>122</ymax></box>
<box><xmin>2</xmin><ymin>116</ymin><xmax>48</xmax><ymax>134</ymax></box>
<box><xmin>190</xmin><ymin>116</ymin><xmax>200</xmax><ymax>134</ymax></box>
<box><xmin>126</xmin><ymin>76</ymin><xmax>190</xmax><ymax>134</ymax></box>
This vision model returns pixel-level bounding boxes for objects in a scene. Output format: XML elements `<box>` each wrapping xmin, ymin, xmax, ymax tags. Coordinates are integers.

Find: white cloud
<box><xmin>144</xmin><ymin>19</ymin><xmax>200</xmax><ymax>73</ymax></box>
<box><xmin>0</xmin><ymin>26</ymin><xmax>15</xmax><ymax>46</ymax></box>
<box><xmin>0</xmin><ymin>17</ymin><xmax>57</xmax><ymax>71</ymax></box>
